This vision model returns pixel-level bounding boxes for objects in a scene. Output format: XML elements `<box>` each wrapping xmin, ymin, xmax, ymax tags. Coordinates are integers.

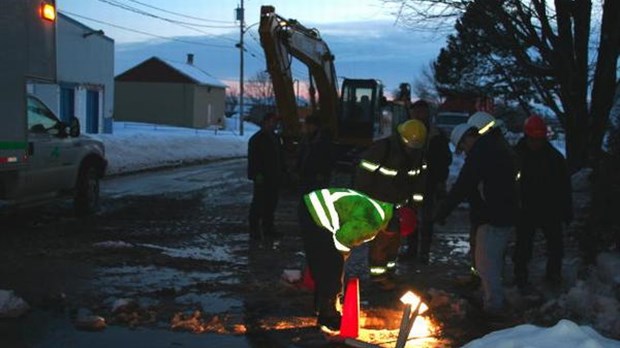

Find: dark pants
<box><xmin>298</xmin><ymin>201</ymin><xmax>345</xmax><ymax>317</ymax></box>
<box><xmin>369</xmin><ymin>229</ymin><xmax>400</xmax><ymax>269</ymax></box>
<box><xmin>469</xmin><ymin>222</ymin><xmax>479</xmax><ymax>271</ymax></box>
<box><xmin>514</xmin><ymin>219</ymin><xmax>564</xmax><ymax>284</ymax></box>
<box><xmin>407</xmin><ymin>195</ymin><xmax>435</xmax><ymax>258</ymax></box>
<box><xmin>249</xmin><ymin>180</ymin><xmax>280</xmax><ymax>240</ymax></box>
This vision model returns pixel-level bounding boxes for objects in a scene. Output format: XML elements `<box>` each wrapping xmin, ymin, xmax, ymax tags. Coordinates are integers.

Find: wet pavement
<box><xmin>0</xmin><ymin>158</ymin><xmax>587</xmax><ymax>347</ymax></box>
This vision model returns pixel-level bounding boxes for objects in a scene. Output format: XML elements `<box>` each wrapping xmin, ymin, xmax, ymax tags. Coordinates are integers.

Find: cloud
<box><xmin>115</xmin><ymin>19</ymin><xmax>445</xmax><ymax>93</ymax></box>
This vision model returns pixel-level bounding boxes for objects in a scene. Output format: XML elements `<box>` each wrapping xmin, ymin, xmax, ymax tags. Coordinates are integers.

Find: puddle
<box><xmin>175</xmin><ymin>292</ymin><xmax>242</xmax><ymax>314</ymax></box>
<box><xmin>90</xmin><ymin>266</ymin><xmax>233</xmax><ymax>296</ymax></box>
<box><xmin>15</xmin><ymin>310</ymin><xmax>251</xmax><ymax>348</ymax></box>
<box><xmin>445</xmin><ymin>237</ymin><xmax>470</xmax><ymax>255</ymax></box>
<box><xmin>135</xmin><ymin>233</ymin><xmax>248</xmax><ymax>266</ymax></box>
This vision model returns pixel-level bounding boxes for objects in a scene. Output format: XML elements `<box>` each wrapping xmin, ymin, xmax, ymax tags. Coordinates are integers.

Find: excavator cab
<box><xmin>337</xmin><ymin>79</ymin><xmax>388</xmax><ymax>146</ymax></box>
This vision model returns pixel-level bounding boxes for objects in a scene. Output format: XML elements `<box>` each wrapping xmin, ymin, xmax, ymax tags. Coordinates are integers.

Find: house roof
<box><xmin>162</xmin><ymin>59</ymin><xmax>227</xmax><ymax>88</ymax></box>
<box><xmin>59</xmin><ymin>12</ymin><xmax>114</xmax><ymax>44</ymax></box>
<box><xmin>116</xmin><ymin>57</ymin><xmax>227</xmax><ymax>88</ymax></box>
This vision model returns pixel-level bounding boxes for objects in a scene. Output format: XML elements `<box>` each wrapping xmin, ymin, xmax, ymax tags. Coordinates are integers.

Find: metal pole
<box><xmin>238</xmin><ymin>0</ymin><xmax>245</xmax><ymax>136</ymax></box>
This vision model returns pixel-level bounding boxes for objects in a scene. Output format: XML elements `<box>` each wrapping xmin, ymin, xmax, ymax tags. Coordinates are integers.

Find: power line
<box><xmin>61</xmin><ymin>10</ymin><xmax>234</xmax><ymax>49</ymax></box>
<box><xmin>97</xmin><ymin>0</ymin><xmax>237</xmax><ymax>29</ymax></box>
<box><xmin>125</xmin><ymin>0</ymin><xmax>233</xmax><ymax>24</ymax></box>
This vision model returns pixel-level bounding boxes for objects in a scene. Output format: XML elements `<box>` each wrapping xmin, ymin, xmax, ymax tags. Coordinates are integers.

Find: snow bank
<box><xmin>92</xmin><ymin>121</ymin><xmax>259</xmax><ymax>175</ymax></box>
<box><xmin>529</xmin><ymin>252</ymin><xmax>620</xmax><ymax>340</ymax></box>
<box><xmin>462</xmin><ymin>319</ymin><xmax>620</xmax><ymax>348</ymax></box>
<box><xmin>561</xmin><ymin>253</ymin><xmax>620</xmax><ymax>337</ymax></box>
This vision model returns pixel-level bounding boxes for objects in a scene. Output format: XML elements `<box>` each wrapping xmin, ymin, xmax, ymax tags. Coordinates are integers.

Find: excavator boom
<box><xmin>259</xmin><ymin>5</ymin><xmax>339</xmax><ymax>142</ymax></box>
<box><xmin>259</xmin><ymin>5</ymin><xmax>408</xmax><ymax>165</ymax></box>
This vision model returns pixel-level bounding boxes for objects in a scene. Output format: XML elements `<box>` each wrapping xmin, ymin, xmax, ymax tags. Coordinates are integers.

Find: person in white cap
<box><xmin>461</xmin><ymin>112</ymin><xmax>512</xmax><ymax>287</ymax></box>
<box><xmin>434</xmin><ymin>121</ymin><xmax>520</xmax><ymax>321</ymax></box>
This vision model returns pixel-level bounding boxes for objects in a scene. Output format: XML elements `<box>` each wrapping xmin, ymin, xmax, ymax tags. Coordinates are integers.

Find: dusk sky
<box><xmin>57</xmin><ymin>0</ymin><xmax>446</xmax><ymax>95</ymax></box>
<box><xmin>58</xmin><ymin>0</ymin><xmax>400</xmax><ymax>43</ymax></box>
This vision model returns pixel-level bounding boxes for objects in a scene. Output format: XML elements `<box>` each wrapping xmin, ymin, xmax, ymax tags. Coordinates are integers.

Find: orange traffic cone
<box><xmin>300</xmin><ymin>265</ymin><xmax>315</xmax><ymax>291</ymax></box>
<box><xmin>339</xmin><ymin>277</ymin><xmax>360</xmax><ymax>338</ymax></box>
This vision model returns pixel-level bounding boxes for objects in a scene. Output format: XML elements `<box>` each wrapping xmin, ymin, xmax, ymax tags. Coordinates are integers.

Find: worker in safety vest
<box><xmin>298</xmin><ymin>188</ymin><xmax>394</xmax><ymax>331</ymax></box>
<box><xmin>353</xmin><ymin>119</ymin><xmax>427</xmax><ymax>290</ymax></box>
<box><xmin>403</xmin><ymin>100</ymin><xmax>452</xmax><ymax>265</ymax></box>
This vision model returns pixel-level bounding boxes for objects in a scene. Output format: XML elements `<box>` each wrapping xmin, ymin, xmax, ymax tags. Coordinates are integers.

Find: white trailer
<box><xmin>0</xmin><ymin>0</ymin><xmax>107</xmax><ymax>215</ymax></box>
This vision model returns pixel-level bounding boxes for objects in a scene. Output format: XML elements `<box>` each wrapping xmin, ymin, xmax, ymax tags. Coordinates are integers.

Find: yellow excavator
<box><xmin>258</xmin><ymin>5</ymin><xmax>408</xmax><ymax>165</ymax></box>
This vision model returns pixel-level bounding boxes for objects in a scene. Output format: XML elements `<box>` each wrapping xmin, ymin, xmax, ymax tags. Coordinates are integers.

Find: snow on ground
<box><xmin>463</xmin><ymin>319</ymin><xmax>620</xmax><ymax>348</ymax></box>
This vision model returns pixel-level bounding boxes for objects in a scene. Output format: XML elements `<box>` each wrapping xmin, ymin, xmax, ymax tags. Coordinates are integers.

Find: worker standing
<box><xmin>460</xmin><ymin>112</ymin><xmax>512</xmax><ymax>286</ymax></box>
<box><xmin>434</xmin><ymin>122</ymin><xmax>519</xmax><ymax>318</ymax></box>
<box><xmin>247</xmin><ymin>112</ymin><xmax>285</xmax><ymax>247</ymax></box>
<box><xmin>296</xmin><ymin>113</ymin><xmax>334</xmax><ymax>195</ymax></box>
<box><xmin>403</xmin><ymin>100</ymin><xmax>452</xmax><ymax>264</ymax></box>
<box><xmin>298</xmin><ymin>188</ymin><xmax>394</xmax><ymax>331</ymax></box>
<box><xmin>513</xmin><ymin>115</ymin><xmax>573</xmax><ymax>289</ymax></box>
<box><xmin>353</xmin><ymin>119</ymin><xmax>427</xmax><ymax>290</ymax></box>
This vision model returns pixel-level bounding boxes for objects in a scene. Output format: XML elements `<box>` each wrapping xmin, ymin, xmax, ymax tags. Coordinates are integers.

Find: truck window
<box><xmin>27</xmin><ymin>96</ymin><xmax>59</xmax><ymax>133</ymax></box>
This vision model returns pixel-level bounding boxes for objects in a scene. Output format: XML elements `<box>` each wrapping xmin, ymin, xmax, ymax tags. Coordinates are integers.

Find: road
<box><xmin>0</xmin><ymin>158</ymin><xmax>535</xmax><ymax>347</ymax></box>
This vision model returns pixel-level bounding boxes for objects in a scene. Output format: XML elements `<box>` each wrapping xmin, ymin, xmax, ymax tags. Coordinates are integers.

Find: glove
<box><xmin>255</xmin><ymin>173</ymin><xmax>264</xmax><ymax>184</ymax></box>
<box><xmin>398</xmin><ymin>206</ymin><xmax>417</xmax><ymax>237</ymax></box>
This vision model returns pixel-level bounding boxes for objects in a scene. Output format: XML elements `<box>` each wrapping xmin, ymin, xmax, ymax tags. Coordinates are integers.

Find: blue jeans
<box><xmin>475</xmin><ymin>224</ymin><xmax>512</xmax><ymax>312</ymax></box>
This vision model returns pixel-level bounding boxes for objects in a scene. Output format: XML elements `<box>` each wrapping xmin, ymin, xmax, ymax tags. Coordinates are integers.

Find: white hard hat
<box><xmin>450</xmin><ymin>123</ymin><xmax>476</xmax><ymax>153</ymax></box>
<box><xmin>468</xmin><ymin>112</ymin><xmax>496</xmax><ymax>135</ymax></box>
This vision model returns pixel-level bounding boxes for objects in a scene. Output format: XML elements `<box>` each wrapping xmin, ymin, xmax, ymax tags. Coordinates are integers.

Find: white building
<box><xmin>29</xmin><ymin>13</ymin><xmax>114</xmax><ymax>134</ymax></box>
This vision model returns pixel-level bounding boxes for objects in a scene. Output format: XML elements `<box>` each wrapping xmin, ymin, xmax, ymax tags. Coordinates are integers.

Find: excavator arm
<box><xmin>259</xmin><ymin>5</ymin><xmax>339</xmax><ymax>142</ymax></box>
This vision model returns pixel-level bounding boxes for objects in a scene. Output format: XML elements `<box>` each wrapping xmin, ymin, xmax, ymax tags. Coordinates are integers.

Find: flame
<box><xmin>408</xmin><ymin>314</ymin><xmax>434</xmax><ymax>339</ymax></box>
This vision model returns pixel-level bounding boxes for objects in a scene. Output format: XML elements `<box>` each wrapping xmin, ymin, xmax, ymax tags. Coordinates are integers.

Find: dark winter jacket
<box><xmin>514</xmin><ymin>137</ymin><xmax>573</xmax><ymax>223</ymax></box>
<box><xmin>424</xmin><ymin>127</ymin><xmax>452</xmax><ymax>194</ymax></box>
<box><xmin>296</xmin><ymin>129</ymin><xmax>334</xmax><ymax>194</ymax></box>
<box><xmin>247</xmin><ymin>129</ymin><xmax>284</xmax><ymax>183</ymax></box>
<box><xmin>435</xmin><ymin>128</ymin><xmax>520</xmax><ymax>227</ymax></box>
<box><xmin>353</xmin><ymin>133</ymin><xmax>426</xmax><ymax>206</ymax></box>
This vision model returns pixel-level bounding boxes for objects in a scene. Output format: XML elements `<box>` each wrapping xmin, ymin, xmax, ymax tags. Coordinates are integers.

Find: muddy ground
<box><xmin>0</xmin><ymin>159</ymin><xmax>591</xmax><ymax>347</ymax></box>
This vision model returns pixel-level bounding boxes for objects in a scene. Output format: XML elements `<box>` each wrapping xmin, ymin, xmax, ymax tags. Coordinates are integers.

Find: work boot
<box><xmin>417</xmin><ymin>252</ymin><xmax>430</xmax><ymax>265</ymax></box>
<box><xmin>514</xmin><ymin>276</ymin><xmax>529</xmax><ymax>291</ymax></box>
<box><xmin>317</xmin><ymin>298</ymin><xmax>341</xmax><ymax>331</ymax></box>
<box><xmin>318</xmin><ymin>313</ymin><xmax>342</xmax><ymax>332</ymax></box>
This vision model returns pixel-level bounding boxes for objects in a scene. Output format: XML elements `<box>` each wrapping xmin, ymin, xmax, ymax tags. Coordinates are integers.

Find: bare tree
<box><xmin>246</xmin><ymin>70</ymin><xmax>275</xmax><ymax>106</ymax></box>
<box><xmin>225</xmin><ymin>86</ymin><xmax>239</xmax><ymax>118</ymax></box>
<box><xmin>412</xmin><ymin>63</ymin><xmax>441</xmax><ymax>104</ymax></box>
<box><xmin>383</xmin><ymin>0</ymin><xmax>620</xmax><ymax>170</ymax></box>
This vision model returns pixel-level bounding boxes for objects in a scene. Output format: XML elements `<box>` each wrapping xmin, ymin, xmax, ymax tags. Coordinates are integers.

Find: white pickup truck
<box><xmin>0</xmin><ymin>95</ymin><xmax>107</xmax><ymax>215</ymax></box>
<box><xmin>0</xmin><ymin>0</ymin><xmax>107</xmax><ymax>215</ymax></box>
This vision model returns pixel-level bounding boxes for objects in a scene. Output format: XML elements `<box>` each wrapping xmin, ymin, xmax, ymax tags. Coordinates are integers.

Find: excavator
<box><xmin>258</xmin><ymin>5</ymin><xmax>408</xmax><ymax>165</ymax></box>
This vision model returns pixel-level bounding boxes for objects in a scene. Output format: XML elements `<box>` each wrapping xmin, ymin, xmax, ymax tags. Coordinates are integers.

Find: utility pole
<box><xmin>236</xmin><ymin>1</ymin><xmax>245</xmax><ymax>136</ymax></box>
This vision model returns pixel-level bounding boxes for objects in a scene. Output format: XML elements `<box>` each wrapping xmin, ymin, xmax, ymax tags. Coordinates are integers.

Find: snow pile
<box><xmin>529</xmin><ymin>252</ymin><xmax>620</xmax><ymax>340</ymax></box>
<box><xmin>561</xmin><ymin>253</ymin><xmax>620</xmax><ymax>337</ymax></box>
<box><xmin>463</xmin><ymin>319</ymin><xmax>619</xmax><ymax>347</ymax></box>
<box><xmin>0</xmin><ymin>289</ymin><xmax>29</xmax><ymax>318</ymax></box>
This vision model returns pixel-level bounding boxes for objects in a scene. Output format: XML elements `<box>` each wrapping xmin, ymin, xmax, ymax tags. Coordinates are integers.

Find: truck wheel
<box><xmin>74</xmin><ymin>164</ymin><xmax>100</xmax><ymax>216</ymax></box>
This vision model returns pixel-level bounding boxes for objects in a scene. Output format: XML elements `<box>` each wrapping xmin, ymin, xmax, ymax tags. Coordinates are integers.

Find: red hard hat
<box><xmin>524</xmin><ymin>115</ymin><xmax>547</xmax><ymax>139</ymax></box>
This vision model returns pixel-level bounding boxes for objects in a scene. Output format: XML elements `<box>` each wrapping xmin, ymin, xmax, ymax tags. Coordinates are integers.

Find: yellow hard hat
<box><xmin>397</xmin><ymin>119</ymin><xmax>427</xmax><ymax>149</ymax></box>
